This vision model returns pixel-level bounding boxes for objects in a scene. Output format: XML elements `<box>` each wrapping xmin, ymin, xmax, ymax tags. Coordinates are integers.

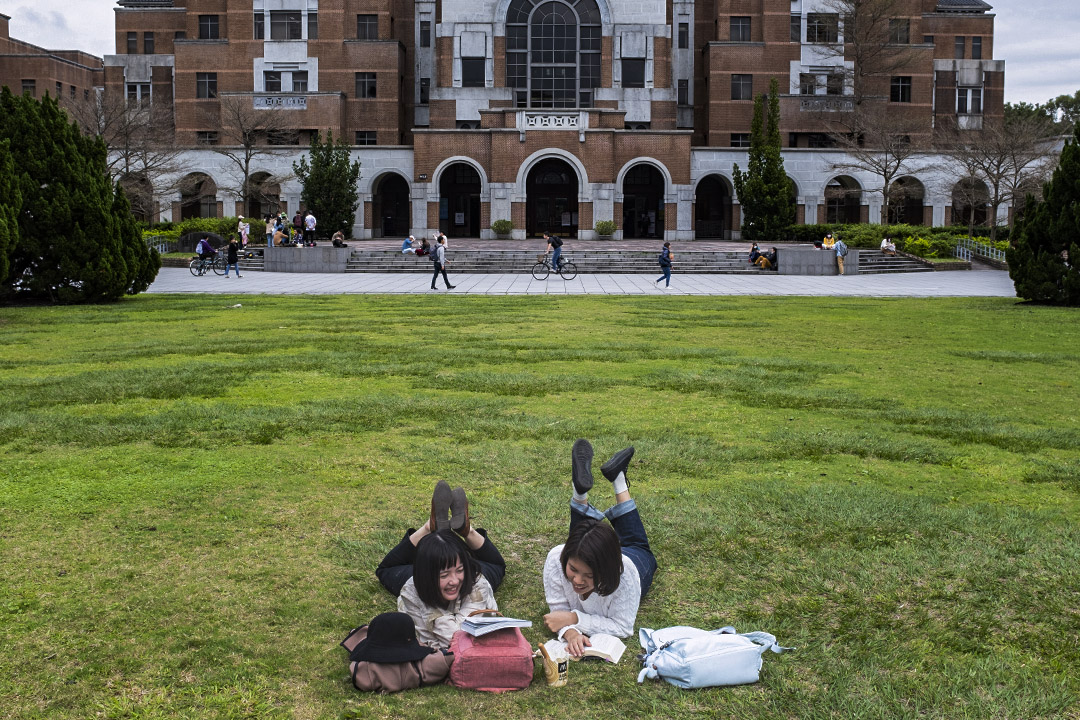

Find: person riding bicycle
<box><xmin>545</xmin><ymin>233</ymin><xmax>564</xmax><ymax>271</ymax></box>
<box><xmin>195</xmin><ymin>236</ymin><xmax>217</xmax><ymax>264</ymax></box>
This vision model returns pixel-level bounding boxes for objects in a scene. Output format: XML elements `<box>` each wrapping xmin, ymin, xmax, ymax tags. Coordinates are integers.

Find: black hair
<box><xmin>413</xmin><ymin>530</ymin><xmax>478</xmax><ymax>609</ymax></box>
<box><xmin>559</xmin><ymin>519</ymin><xmax>623</xmax><ymax>597</ymax></box>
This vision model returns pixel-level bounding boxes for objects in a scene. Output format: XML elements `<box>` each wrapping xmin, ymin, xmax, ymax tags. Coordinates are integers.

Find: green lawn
<box><xmin>1</xmin><ymin>295</ymin><xmax>1078</xmax><ymax>720</ymax></box>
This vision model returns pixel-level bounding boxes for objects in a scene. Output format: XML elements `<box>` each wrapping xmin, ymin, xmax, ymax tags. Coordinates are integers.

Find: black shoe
<box><xmin>601</xmin><ymin>446</ymin><xmax>635</xmax><ymax>484</ymax></box>
<box><xmin>430</xmin><ymin>480</ymin><xmax>452</xmax><ymax>532</ymax></box>
<box><xmin>450</xmin><ymin>487</ymin><xmax>470</xmax><ymax>537</ymax></box>
<box><xmin>571</xmin><ymin>439</ymin><xmax>594</xmax><ymax>495</ymax></box>
<box><xmin>447</xmin><ymin>285</ymin><xmax>456</xmax><ymax>289</ymax></box>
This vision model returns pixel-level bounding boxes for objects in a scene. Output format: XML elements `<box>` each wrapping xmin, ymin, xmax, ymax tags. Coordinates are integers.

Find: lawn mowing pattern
<box><xmin>1</xmin><ymin>295</ymin><xmax>1078</xmax><ymax>720</ymax></box>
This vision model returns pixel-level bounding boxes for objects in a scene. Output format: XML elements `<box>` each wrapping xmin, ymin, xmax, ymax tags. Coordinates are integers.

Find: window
<box><xmin>144</xmin><ymin>32</ymin><xmax>155</xmax><ymax>54</ymax></box>
<box><xmin>84</xmin><ymin>88</ymin><xmax>89</xmax><ymax>100</ymax></box>
<box><xmin>731</xmin><ymin>133</ymin><xmax>750</xmax><ymax>148</ymax></box>
<box><xmin>355</xmin><ymin>131</ymin><xmax>377</xmax><ymax>145</ymax></box>
<box><xmin>799</xmin><ymin>73</ymin><xmax>817</xmax><ymax>95</ymax></box>
<box><xmin>730</xmin><ymin>17</ymin><xmax>751</xmax><ymax>42</ymax></box>
<box><xmin>806</xmin><ymin>14</ymin><xmax>838</xmax><ymax>43</ymax></box>
<box><xmin>826</xmin><ymin>73</ymin><xmax>843</xmax><ymax>95</ymax></box>
<box><xmin>21</xmin><ymin>79</ymin><xmax>35</xmax><ymax>96</ymax></box>
<box><xmin>56</xmin><ymin>82</ymin><xmax>62</xmax><ymax>98</ymax></box>
<box><xmin>420</xmin><ymin>20</ymin><xmax>431</xmax><ymax>47</ymax></box>
<box><xmin>126</xmin><ymin>82</ymin><xmax>151</xmax><ymax>107</ymax></box>
<box><xmin>69</xmin><ymin>85</ymin><xmax>76</xmax><ymax>100</ymax></box>
<box><xmin>254</xmin><ymin>12</ymin><xmax>264</xmax><ymax>39</ymax></box>
<box><xmin>957</xmin><ymin>87</ymin><xmax>982</xmax><ymax>115</ymax></box>
<box><xmin>923</xmin><ymin>35</ymin><xmax>933</xmax><ymax>44</ymax></box>
<box><xmin>355</xmin><ymin>72</ymin><xmax>376</xmax><ymax>98</ymax></box>
<box><xmin>790</xmin><ymin>15</ymin><xmax>801</xmax><ymax>42</ymax></box>
<box><xmin>954</xmin><ymin>36</ymin><xmax>965</xmax><ymax>59</ymax></box>
<box><xmin>888</xmin><ymin>19</ymin><xmax>909</xmax><ymax>44</ymax></box>
<box><xmin>196</xmin><ymin>72</ymin><xmax>217</xmax><ymax>99</ymax></box>
<box><xmin>678</xmin><ymin>22</ymin><xmax>689</xmax><ymax>49</ymax></box>
<box><xmin>292</xmin><ymin>71</ymin><xmax>308</xmax><ymax>92</ymax></box>
<box><xmin>270</xmin><ymin>11</ymin><xmax>302</xmax><ymax>40</ymax></box>
<box><xmin>199</xmin><ymin>15</ymin><xmax>219</xmax><ymax>40</ymax></box>
<box><xmin>357</xmin><ymin>15</ymin><xmax>378</xmax><ymax>40</ymax></box>
<box><xmin>127</xmin><ymin>32</ymin><xmax>137</xmax><ymax>54</ymax></box>
<box><xmin>971</xmin><ymin>36</ymin><xmax>982</xmax><ymax>59</ymax></box>
<box><xmin>461</xmin><ymin>58</ymin><xmax>485</xmax><ymax>87</ymax></box>
<box><xmin>890</xmin><ymin>76</ymin><xmax>911</xmax><ymax>103</ymax></box>
<box><xmin>196</xmin><ymin>131</ymin><xmax>219</xmax><ymax>146</ymax></box>
<box><xmin>419</xmin><ymin>77</ymin><xmax>430</xmax><ymax>104</ymax></box>
<box><xmin>506</xmin><ymin>0</ymin><xmax>601</xmax><ymax>108</ymax></box>
<box><xmin>678</xmin><ymin>79</ymin><xmax>688</xmax><ymax>105</ymax></box>
<box><xmin>264</xmin><ymin>71</ymin><xmax>281</xmax><ymax>92</ymax></box>
<box><xmin>731</xmin><ymin>74</ymin><xmax>752</xmax><ymax>100</ymax></box>
<box><xmin>622</xmin><ymin>58</ymin><xmax>646</xmax><ymax>88</ymax></box>
<box><xmin>809</xmin><ymin>133</ymin><xmax>835</xmax><ymax>148</ymax></box>
<box><xmin>308</xmin><ymin>13</ymin><xmax>318</xmax><ymax>39</ymax></box>
<box><xmin>175</xmin><ymin>31</ymin><xmax>186</xmax><ymax>41</ymax></box>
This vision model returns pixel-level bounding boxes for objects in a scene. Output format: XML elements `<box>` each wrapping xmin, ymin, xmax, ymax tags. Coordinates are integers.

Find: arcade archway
<box><xmin>440</xmin><ymin>163</ymin><xmax>482</xmax><ymax>237</ymax></box>
<box><xmin>526</xmin><ymin>158</ymin><xmax>579</xmax><ymax>238</ymax></box>
<box><xmin>373</xmin><ymin>173</ymin><xmax>411</xmax><ymax>238</ymax></box>
<box><xmin>622</xmin><ymin>164</ymin><xmax>664</xmax><ymax>239</ymax></box>
<box><xmin>695</xmin><ymin>175</ymin><xmax>732</xmax><ymax>239</ymax></box>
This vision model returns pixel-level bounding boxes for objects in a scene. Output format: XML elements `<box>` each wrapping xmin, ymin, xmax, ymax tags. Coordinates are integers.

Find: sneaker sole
<box><xmin>432</xmin><ymin>480</ymin><xmax>453</xmax><ymax>532</ymax></box>
<box><xmin>449</xmin><ymin>487</ymin><xmax>468</xmax><ymax>532</ymax></box>
<box><xmin>601</xmin><ymin>446</ymin><xmax>635</xmax><ymax>483</ymax></box>
<box><xmin>571</xmin><ymin>439</ymin><xmax>594</xmax><ymax>494</ymax></box>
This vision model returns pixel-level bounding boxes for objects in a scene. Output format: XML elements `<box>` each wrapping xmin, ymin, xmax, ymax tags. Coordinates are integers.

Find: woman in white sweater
<box><xmin>543</xmin><ymin>440</ymin><xmax>657</xmax><ymax>657</ymax></box>
<box><xmin>375</xmin><ymin>481</ymin><xmax>505</xmax><ymax>649</ymax></box>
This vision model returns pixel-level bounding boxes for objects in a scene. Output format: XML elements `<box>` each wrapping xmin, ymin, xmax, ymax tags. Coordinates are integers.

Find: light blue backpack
<box><xmin>636</xmin><ymin>626</ymin><xmax>792</xmax><ymax>688</ymax></box>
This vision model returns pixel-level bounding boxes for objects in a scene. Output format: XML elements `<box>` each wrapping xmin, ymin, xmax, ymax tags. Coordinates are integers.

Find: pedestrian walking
<box><xmin>224</xmin><ymin>236</ymin><xmax>242</xmax><ymax>278</ymax></box>
<box><xmin>430</xmin><ymin>235</ymin><xmax>455</xmax><ymax>290</ymax></box>
<box><xmin>655</xmin><ymin>242</ymin><xmax>673</xmax><ymax>288</ymax></box>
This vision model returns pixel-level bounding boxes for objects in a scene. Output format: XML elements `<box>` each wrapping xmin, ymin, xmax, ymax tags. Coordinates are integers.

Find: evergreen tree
<box><xmin>293</xmin><ymin>131</ymin><xmax>362</xmax><ymax>239</ymax></box>
<box><xmin>732</xmin><ymin>79</ymin><xmax>794</xmax><ymax>243</ymax></box>
<box><xmin>1008</xmin><ymin>122</ymin><xmax>1080</xmax><ymax>305</ymax></box>
<box><xmin>0</xmin><ymin>88</ymin><xmax>159</xmax><ymax>303</ymax></box>
<box><xmin>0</xmin><ymin>139</ymin><xmax>19</xmax><ymax>284</ymax></box>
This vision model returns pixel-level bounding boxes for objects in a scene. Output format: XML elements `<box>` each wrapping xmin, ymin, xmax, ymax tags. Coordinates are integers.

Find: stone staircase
<box><xmin>856</xmin><ymin>250</ymin><xmax>932</xmax><ymax>274</ymax></box>
<box><xmin>344</xmin><ymin>248</ymin><xmax>774</xmax><ymax>274</ymax></box>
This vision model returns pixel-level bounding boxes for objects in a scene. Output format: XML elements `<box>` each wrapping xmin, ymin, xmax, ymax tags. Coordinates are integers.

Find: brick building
<box><xmin>0</xmin><ymin>14</ymin><xmax>104</xmax><ymax>107</ymax></box>
<box><xmin>101</xmin><ymin>0</ymin><xmax>1005</xmax><ymax>237</ymax></box>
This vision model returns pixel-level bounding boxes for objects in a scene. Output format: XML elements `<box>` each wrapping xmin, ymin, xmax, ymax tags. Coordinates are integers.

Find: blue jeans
<box><xmin>551</xmin><ymin>247</ymin><xmax>562</xmax><ymax>270</ymax></box>
<box><xmin>569</xmin><ymin>499</ymin><xmax>657</xmax><ymax>599</ymax></box>
<box><xmin>225</xmin><ymin>262</ymin><xmax>239</xmax><ymax>276</ymax></box>
<box><xmin>656</xmin><ymin>266</ymin><xmax>671</xmax><ymax>286</ymax></box>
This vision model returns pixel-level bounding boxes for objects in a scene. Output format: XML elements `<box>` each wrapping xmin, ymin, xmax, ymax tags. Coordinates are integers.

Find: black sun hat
<box><xmin>349</xmin><ymin>612</ymin><xmax>435</xmax><ymax>664</ymax></box>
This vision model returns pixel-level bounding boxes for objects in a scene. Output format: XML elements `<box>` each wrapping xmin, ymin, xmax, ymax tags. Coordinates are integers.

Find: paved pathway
<box><xmin>148</xmin><ymin>267</ymin><xmax>1017</xmax><ymax>297</ymax></box>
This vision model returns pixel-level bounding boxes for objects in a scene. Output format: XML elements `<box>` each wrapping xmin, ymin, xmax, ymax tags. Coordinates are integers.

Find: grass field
<box><xmin>1</xmin><ymin>294</ymin><xmax>1078</xmax><ymax>720</ymax></box>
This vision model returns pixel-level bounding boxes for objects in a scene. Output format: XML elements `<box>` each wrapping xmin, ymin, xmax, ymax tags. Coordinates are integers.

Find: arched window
<box><xmin>506</xmin><ymin>0</ymin><xmax>601</xmax><ymax>108</ymax></box>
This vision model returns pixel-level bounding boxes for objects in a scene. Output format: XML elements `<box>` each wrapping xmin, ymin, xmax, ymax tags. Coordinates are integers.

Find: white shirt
<box><xmin>304</xmin><ymin>214</ymin><xmax>316</xmax><ymax>230</ymax></box>
<box><xmin>396</xmin><ymin>575</ymin><xmax>497</xmax><ymax>649</ymax></box>
<box><xmin>543</xmin><ymin>544</ymin><xmax>640</xmax><ymax>639</ymax></box>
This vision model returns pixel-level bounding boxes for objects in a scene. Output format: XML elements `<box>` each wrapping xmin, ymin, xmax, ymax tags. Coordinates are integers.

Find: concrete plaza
<box><xmin>148</xmin><ymin>266</ymin><xmax>1017</xmax><ymax>297</ymax></box>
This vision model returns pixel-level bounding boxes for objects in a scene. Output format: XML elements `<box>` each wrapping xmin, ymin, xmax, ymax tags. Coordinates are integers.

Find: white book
<box><xmin>544</xmin><ymin>633</ymin><xmax>627</xmax><ymax>664</ymax></box>
<box><xmin>460</xmin><ymin>616</ymin><xmax>533</xmax><ymax>637</ymax></box>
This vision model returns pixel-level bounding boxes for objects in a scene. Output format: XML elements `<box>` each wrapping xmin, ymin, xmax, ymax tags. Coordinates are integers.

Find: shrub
<box><xmin>491</xmin><ymin>220</ymin><xmax>513</xmax><ymax>235</ymax></box>
<box><xmin>594</xmin><ymin>220</ymin><xmax>617</xmax><ymax>236</ymax></box>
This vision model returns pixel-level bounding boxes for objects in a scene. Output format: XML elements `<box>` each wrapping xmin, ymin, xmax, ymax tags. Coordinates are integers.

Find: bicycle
<box><xmin>188</xmin><ymin>253</ymin><xmax>226</xmax><ymax>276</ymax></box>
<box><xmin>531</xmin><ymin>253</ymin><xmax>578</xmax><ymax>280</ymax></box>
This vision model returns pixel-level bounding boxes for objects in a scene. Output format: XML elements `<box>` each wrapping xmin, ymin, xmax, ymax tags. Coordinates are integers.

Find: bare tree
<box><xmin>207</xmin><ymin>95</ymin><xmax>296</xmax><ymax>216</ymax></box>
<box><xmin>829</xmin><ymin>102</ymin><xmax>926</xmax><ymax>223</ymax></box>
<box><xmin>939</xmin><ymin>114</ymin><xmax>1058</xmax><ymax>240</ymax></box>
<box><xmin>63</xmin><ymin>89</ymin><xmax>185</xmax><ymax>221</ymax></box>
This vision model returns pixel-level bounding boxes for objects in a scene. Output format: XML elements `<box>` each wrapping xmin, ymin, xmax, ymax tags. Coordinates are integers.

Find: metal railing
<box><xmin>145</xmin><ymin>235</ymin><xmax>175</xmax><ymax>255</ymax></box>
<box><xmin>955</xmin><ymin>236</ymin><xmax>1006</xmax><ymax>263</ymax></box>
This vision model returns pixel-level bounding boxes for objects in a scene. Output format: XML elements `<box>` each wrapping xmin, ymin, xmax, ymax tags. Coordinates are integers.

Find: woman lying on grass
<box><xmin>543</xmin><ymin>440</ymin><xmax>658</xmax><ymax>657</ymax></box>
<box><xmin>376</xmin><ymin>481</ymin><xmax>506</xmax><ymax>649</ymax></box>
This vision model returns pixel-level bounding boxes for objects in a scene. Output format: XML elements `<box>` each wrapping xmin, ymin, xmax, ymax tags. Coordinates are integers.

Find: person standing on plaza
<box><xmin>304</xmin><ymin>210</ymin><xmax>317</xmax><ymax>246</ymax></box>
<box><xmin>292</xmin><ymin>211</ymin><xmax>304</xmax><ymax>244</ymax></box>
<box><xmin>655</xmin><ymin>241</ymin><xmax>673</xmax><ymax>288</ymax></box>
<box><xmin>264</xmin><ymin>215</ymin><xmax>275</xmax><ymax>252</ymax></box>
<box><xmin>224</xmin><ymin>235</ymin><xmax>242</xmax><ymax>278</ymax></box>
<box><xmin>834</xmin><ymin>237</ymin><xmax>848</xmax><ymax>275</ymax></box>
<box><xmin>430</xmin><ymin>235</ymin><xmax>455</xmax><ymax>290</ymax></box>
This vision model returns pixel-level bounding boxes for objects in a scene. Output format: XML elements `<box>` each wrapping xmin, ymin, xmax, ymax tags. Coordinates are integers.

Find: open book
<box><xmin>543</xmin><ymin>634</ymin><xmax>627</xmax><ymax>664</ymax></box>
<box><xmin>460</xmin><ymin>615</ymin><xmax>533</xmax><ymax>637</ymax></box>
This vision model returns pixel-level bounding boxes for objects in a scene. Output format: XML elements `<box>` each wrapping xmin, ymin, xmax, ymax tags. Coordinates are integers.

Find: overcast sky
<box><xmin>3</xmin><ymin>0</ymin><xmax>1077</xmax><ymax>105</ymax></box>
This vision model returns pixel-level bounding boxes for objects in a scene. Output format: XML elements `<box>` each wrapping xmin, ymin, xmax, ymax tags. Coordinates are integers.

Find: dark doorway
<box><xmin>179</xmin><ymin>173</ymin><xmax>217</xmax><ymax>220</ymax></box>
<box><xmin>825</xmin><ymin>176</ymin><xmax>861</xmax><ymax>224</ymax></box>
<box><xmin>888</xmin><ymin>177</ymin><xmax>925</xmax><ymax>225</ymax></box>
<box><xmin>373</xmin><ymin>173</ymin><xmax>411</xmax><ymax>238</ymax></box>
<box><xmin>439</xmin><ymin>163</ymin><xmax>482</xmax><ymax>237</ymax></box>
<box><xmin>245</xmin><ymin>172</ymin><xmax>281</xmax><ymax>219</ymax></box>
<box><xmin>622</xmin><ymin>164</ymin><xmax>664</xmax><ymax>239</ymax></box>
<box><xmin>526</xmin><ymin>158</ymin><xmax>579</xmax><ymax>238</ymax></box>
<box><xmin>952</xmin><ymin>178</ymin><xmax>989</xmax><ymax>227</ymax></box>
<box><xmin>695</xmin><ymin>174</ymin><xmax>732</xmax><ymax>239</ymax></box>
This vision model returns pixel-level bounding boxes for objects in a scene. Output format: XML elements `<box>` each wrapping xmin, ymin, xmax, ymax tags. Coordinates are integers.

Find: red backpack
<box><xmin>448</xmin><ymin>612</ymin><xmax>534</xmax><ymax>692</ymax></box>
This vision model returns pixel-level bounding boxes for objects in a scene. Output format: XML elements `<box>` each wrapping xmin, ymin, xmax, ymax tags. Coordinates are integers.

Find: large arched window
<box><xmin>506</xmin><ymin>0</ymin><xmax>601</xmax><ymax>108</ymax></box>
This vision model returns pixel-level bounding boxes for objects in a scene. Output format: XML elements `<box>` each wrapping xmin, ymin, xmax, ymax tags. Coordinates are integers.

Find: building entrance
<box><xmin>373</xmin><ymin>173</ymin><xmax>410</xmax><ymax>237</ymax></box>
<box><xmin>526</xmin><ymin>159</ymin><xmax>578</xmax><ymax>238</ymax></box>
<box><xmin>440</xmin><ymin>163</ymin><xmax>481</xmax><ymax>237</ymax></box>
<box><xmin>695</xmin><ymin>175</ymin><xmax>732</xmax><ymax>239</ymax></box>
<box><xmin>622</xmin><ymin>164</ymin><xmax>664</xmax><ymax>239</ymax></box>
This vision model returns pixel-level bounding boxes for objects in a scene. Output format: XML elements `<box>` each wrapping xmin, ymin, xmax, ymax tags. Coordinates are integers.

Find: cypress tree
<box><xmin>732</xmin><ymin>78</ymin><xmax>795</xmax><ymax>243</ymax></box>
<box><xmin>1008</xmin><ymin>122</ymin><xmax>1080</xmax><ymax>305</ymax></box>
<box><xmin>0</xmin><ymin>139</ymin><xmax>19</xmax><ymax>284</ymax></box>
<box><xmin>0</xmin><ymin>88</ymin><xmax>158</xmax><ymax>303</ymax></box>
<box><xmin>293</xmin><ymin>131</ymin><xmax>362</xmax><ymax>239</ymax></box>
